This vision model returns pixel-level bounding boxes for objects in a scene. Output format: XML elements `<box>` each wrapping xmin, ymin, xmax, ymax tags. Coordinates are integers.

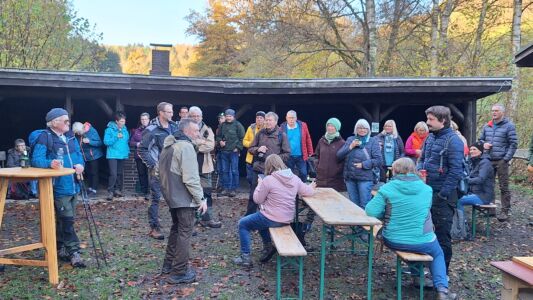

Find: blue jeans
<box><xmin>246</xmin><ymin>163</ymin><xmax>254</xmax><ymax>187</ymax></box>
<box><xmin>287</xmin><ymin>155</ymin><xmax>307</xmax><ymax>182</ymax></box>
<box><xmin>384</xmin><ymin>238</ymin><xmax>448</xmax><ymax>290</ymax></box>
<box><xmin>220</xmin><ymin>151</ymin><xmax>239</xmax><ymax>190</ymax></box>
<box><xmin>345</xmin><ymin>180</ymin><xmax>373</xmax><ymax>209</ymax></box>
<box><xmin>238</xmin><ymin>212</ymin><xmax>285</xmax><ymax>254</ymax></box>
<box><xmin>457</xmin><ymin>194</ymin><xmax>485</xmax><ymax>212</ymax></box>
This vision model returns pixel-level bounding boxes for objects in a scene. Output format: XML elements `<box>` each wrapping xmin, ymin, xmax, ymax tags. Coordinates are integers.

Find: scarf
<box><xmin>410</xmin><ymin>131</ymin><xmax>427</xmax><ymax>151</ymax></box>
<box><xmin>324</xmin><ymin>132</ymin><xmax>339</xmax><ymax>144</ymax></box>
<box><xmin>357</xmin><ymin>134</ymin><xmax>368</xmax><ymax>148</ymax></box>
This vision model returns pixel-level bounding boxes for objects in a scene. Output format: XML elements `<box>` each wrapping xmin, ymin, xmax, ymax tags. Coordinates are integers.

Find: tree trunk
<box><xmin>470</xmin><ymin>0</ymin><xmax>489</xmax><ymax>75</ymax></box>
<box><xmin>380</xmin><ymin>0</ymin><xmax>402</xmax><ymax>75</ymax></box>
<box><xmin>430</xmin><ymin>0</ymin><xmax>440</xmax><ymax>76</ymax></box>
<box><xmin>366</xmin><ymin>0</ymin><xmax>377</xmax><ymax>76</ymax></box>
<box><xmin>509</xmin><ymin>0</ymin><xmax>522</xmax><ymax>121</ymax></box>
<box><xmin>438</xmin><ymin>0</ymin><xmax>456</xmax><ymax>76</ymax></box>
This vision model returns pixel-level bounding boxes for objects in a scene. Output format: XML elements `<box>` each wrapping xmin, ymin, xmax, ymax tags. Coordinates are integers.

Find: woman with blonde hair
<box><xmin>376</xmin><ymin>120</ymin><xmax>404</xmax><ymax>182</ymax></box>
<box><xmin>366</xmin><ymin>157</ymin><xmax>456</xmax><ymax>300</ymax></box>
<box><xmin>450</xmin><ymin>121</ymin><xmax>469</xmax><ymax>156</ymax></box>
<box><xmin>405</xmin><ymin>121</ymin><xmax>429</xmax><ymax>162</ymax></box>
<box><xmin>234</xmin><ymin>154</ymin><xmax>315</xmax><ymax>267</ymax></box>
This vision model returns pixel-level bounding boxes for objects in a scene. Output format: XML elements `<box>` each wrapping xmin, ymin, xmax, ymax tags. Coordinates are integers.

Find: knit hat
<box><xmin>45</xmin><ymin>108</ymin><xmax>68</xmax><ymax>122</ymax></box>
<box><xmin>225</xmin><ymin>109</ymin><xmax>236</xmax><ymax>116</ymax></box>
<box><xmin>326</xmin><ymin>118</ymin><xmax>341</xmax><ymax>132</ymax></box>
<box><xmin>470</xmin><ymin>141</ymin><xmax>484</xmax><ymax>153</ymax></box>
<box><xmin>256</xmin><ymin>111</ymin><xmax>266</xmax><ymax>118</ymax></box>
<box><xmin>218</xmin><ymin>112</ymin><xmax>225</xmax><ymax>119</ymax></box>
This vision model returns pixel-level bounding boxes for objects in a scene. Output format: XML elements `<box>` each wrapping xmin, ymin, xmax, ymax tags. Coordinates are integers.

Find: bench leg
<box><xmin>485</xmin><ymin>211</ymin><xmax>490</xmax><ymax>237</ymax></box>
<box><xmin>471</xmin><ymin>207</ymin><xmax>477</xmax><ymax>239</ymax></box>
<box><xmin>396</xmin><ymin>256</ymin><xmax>402</xmax><ymax>300</ymax></box>
<box><xmin>418</xmin><ymin>263</ymin><xmax>424</xmax><ymax>300</ymax></box>
<box><xmin>367</xmin><ymin>225</ymin><xmax>375</xmax><ymax>300</ymax></box>
<box><xmin>276</xmin><ymin>255</ymin><xmax>281</xmax><ymax>300</ymax></box>
<box><xmin>319</xmin><ymin>225</ymin><xmax>327</xmax><ymax>300</ymax></box>
<box><xmin>298</xmin><ymin>256</ymin><xmax>304</xmax><ymax>300</ymax></box>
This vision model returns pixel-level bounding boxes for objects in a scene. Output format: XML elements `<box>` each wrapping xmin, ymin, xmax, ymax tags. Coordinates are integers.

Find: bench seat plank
<box><xmin>475</xmin><ymin>203</ymin><xmax>497</xmax><ymax>209</ymax></box>
<box><xmin>269</xmin><ymin>226</ymin><xmax>307</xmax><ymax>257</ymax></box>
<box><xmin>395</xmin><ymin>251</ymin><xmax>433</xmax><ymax>262</ymax></box>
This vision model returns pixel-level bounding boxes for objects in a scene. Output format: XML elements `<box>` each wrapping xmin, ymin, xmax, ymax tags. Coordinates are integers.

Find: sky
<box><xmin>71</xmin><ymin>0</ymin><xmax>207</xmax><ymax>46</ymax></box>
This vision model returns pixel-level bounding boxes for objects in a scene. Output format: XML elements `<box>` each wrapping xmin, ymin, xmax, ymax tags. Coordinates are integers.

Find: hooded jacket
<box><xmin>103</xmin><ymin>121</ymin><xmax>130</xmax><ymax>159</ymax></box>
<box><xmin>77</xmin><ymin>123</ymin><xmax>103</xmax><ymax>161</ymax></box>
<box><xmin>366</xmin><ymin>174</ymin><xmax>435</xmax><ymax>245</ymax></box>
<box><xmin>31</xmin><ymin>129</ymin><xmax>84</xmax><ymax>197</ymax></box>
<box><xmin>159</xmin><ymin>131</ymin><xmax>205</xmax><ymax>208</ymax></box>
<box><xmin>478</xmin><ymin>118</ymin><xmax>518</xmax><ymax>162</ymax></box>
<box><xmin>129</xmin><ymin>124</ymin><xmax>147</xmax><ymax>159</ymax></box>
<box><xmin>253</xmin><ymin>168</ymin><xmax>315</xmax><ymax>223</ymax></box>
<box><xmin>138</xmin><ymin>117</ymin><xmax>179</xmax><ymax>169</ymax></box>
<box><xmin>248</xmin><ymin>125</ymin><xmax>291</xmax><ymax>173</ymax></box>
<box><xmin>337</xmin><ymin>134</ymin><xmax>382</xmax><ymax>181</ymax></box>
<box><xmin>215</xmin><ymin>120</ymin><xmax>245</xmax><ymax>152</ymax></box>
<box><xmin>194</xmin><ymin>122</ymin><xmax>215</xmax><ymax>174</ymax></box>
<box><xmin>467</xmin><ymin>154</ymin><xmax>494</xmax><ymax>203</ymax></box>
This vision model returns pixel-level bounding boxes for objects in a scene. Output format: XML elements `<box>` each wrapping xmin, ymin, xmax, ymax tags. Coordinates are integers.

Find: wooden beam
<box><xmin>379</xmin><ymin>104</ymin><xmax>399</xmax><ymax>121</ymax></box>
<box><xmin>65</xmin><ymin>94</ymin><xmax>73</xmax><ymax>116</ymax></box>
<box><xmin>235</xmin><ymin>104</ymin><xmax>252</xmax><ymax>119</ymax></box>
<box><xmin>464</xmin><ymin>100</ymin><xmax>476</xmax><ymax>144</ymax></box>
<box><xmin>96</xmin><ymin>98</ymin><xmax>113</xmax><ymax>119</ymax></box>
<box><xmin>448</xmin><ymin>103</ymin><xmax>464</xmax><ymax>122</ymax></box>
<box><xmin>0</xmin><ymin>257</ymin><xmax>48</xmax><ymax>267</ymax></box>
<box><xmin>115</xmin><ymin>95</ymin><xmax>124</xmax><ymax>112</ymax></box>
<box><xmin>0</xmin><ymin>243</ymin><xmax>44</xmax><ymax>256</ymax></box>
<box><xmin>353</xmin><ymin>104</ymin><xmax>372</xmax><ymax>121</ymax></box>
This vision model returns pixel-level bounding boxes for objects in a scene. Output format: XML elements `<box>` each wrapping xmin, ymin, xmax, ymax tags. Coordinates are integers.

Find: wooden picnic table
<box><xmin>0</xmin><ymin>167</ymin><xmax>75</xmax><ymax>285</ymax></box>
<box><xmin>491</xmin><ymin>257</ymin><xmax>533</xmax><ymax>300</ymax></box>
<box><xmin>302</xmin><ymin>187</ymin><xmax>382</xmax><ymax>300</ymax></box>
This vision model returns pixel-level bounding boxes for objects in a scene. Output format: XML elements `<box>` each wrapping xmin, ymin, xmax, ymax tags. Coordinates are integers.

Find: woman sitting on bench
<box><xmin>365</xmin><ymin>157</ymin><xmax>456</xmax><ymax>300</ymax></box>
<box><xmin>233</xmin><ymin>154</ymin><xmax>315</xmax><ymax>267</ymax></box>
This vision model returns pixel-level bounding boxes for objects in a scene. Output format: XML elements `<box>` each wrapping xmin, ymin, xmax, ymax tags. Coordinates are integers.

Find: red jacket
<box><xmin>280</xmin><ymin>120</ymin><xmax>314</xmax><ymax>161</ymax></box>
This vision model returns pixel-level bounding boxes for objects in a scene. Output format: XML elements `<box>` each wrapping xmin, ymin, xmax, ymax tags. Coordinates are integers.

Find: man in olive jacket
<box><xmin>158</xmin><ymin>119</ymin><xmax>207</xmax><ymax>284</ymax></box>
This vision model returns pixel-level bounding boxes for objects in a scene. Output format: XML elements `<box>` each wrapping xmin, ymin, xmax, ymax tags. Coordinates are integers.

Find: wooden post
<box><xmin>352</xmin><ymin>104</ymin><xmax>372</xmax><ymax>121</ymax></box>
<box><xmin>116</xmin><ymin>95</ymin><xmax>124</xmax><ymax>112</ymax></box>
<box><xmin>464</xmin><ymin>100</ymin><xmax>476</xmax><ymax>144</ymax></box>
<box><xmin>96</xmin><ymin>98</ymin><xmax>113</xmax><ymax>119</ymax></box>
<box><xmin>236</xmin><ymin>104</ymin><xmax>252</xmax><ymax>119</ymax></box>
<box><xmin>38</xmin><ymin>177</ymin><xmax>59</xmax><ymax>285</ymax></box>
<box><xmin>0</xmin><ymin>178</ymin><xmax>8</xmax><ymax>230</ymax></box>
<box><xmin>65</xmin><ymin>94</ymin><xmax>73</xmax><ymax>116</ymax></box>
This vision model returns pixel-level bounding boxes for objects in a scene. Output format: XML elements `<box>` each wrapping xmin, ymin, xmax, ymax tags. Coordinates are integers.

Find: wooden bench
<box><xmin>471</xmin><ymin>203</ymin><xmax>497</xmax><ymax>239</ymax></box>
<box><xmin>393</xmin><ymin>250</ymin><xmax>434</xmax><ymax>300</ymax></box>
<box><xmin>491</xmin><ymin>257</ymin><xmax>533</xmax><ymax>300</ymax></box>
<box><xmin>269</xmin><ymin>226</ymin><xmax>307</xmax><ymax>300</ymax></box>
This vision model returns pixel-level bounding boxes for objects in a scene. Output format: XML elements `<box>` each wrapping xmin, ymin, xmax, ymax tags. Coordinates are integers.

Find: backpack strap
<box><xmin>439</xmin><ymin>135</ymin><xmax>453</xmax><ymax>174</ymax></box>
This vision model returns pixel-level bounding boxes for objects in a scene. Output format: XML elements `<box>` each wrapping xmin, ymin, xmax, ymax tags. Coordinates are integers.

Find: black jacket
<box><xmin>478</xmin><ymin>118</ymin><xmax>518</xmax><ymax>162</ymax></box>
<box><xmin>467</xmin><ymin>154</ymin><xmax>494</xmax><ymax>204</ymax></box>
<box><xmin>138</xmin><ymin>117</ymin><xmax>179</xmax><ymax>169</ymax></box>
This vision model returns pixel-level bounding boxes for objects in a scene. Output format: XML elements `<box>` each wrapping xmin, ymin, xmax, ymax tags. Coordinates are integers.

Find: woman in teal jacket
<box><xmin>365</xmin><ymin>157</ymin><xmax>456</xmax><ymax>300</ymax></box>
<box><xmin>104</xmin><ymin>111</ymin><xmax>129</xmax><ymax>200</ymax></box>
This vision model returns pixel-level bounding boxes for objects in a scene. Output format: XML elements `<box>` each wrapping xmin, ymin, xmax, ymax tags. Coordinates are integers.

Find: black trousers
<box><xmin>134</xmin><ymin>158</ymin><xmax>149</xmax><ymax>194</ymax></box>
<box><xmin>107</xmin><ymin>159</ymin><xmax>124</xmax><ymax>193</ymax></box>
<box><xmin>85</xmin><ymin>159</ymin><xmax>100</xmax><ymax>190</ymax></box>
<box><xmin>431</xmin><ymin>190</ymin><xmax>457</xmax><ymax>272</ymax></box>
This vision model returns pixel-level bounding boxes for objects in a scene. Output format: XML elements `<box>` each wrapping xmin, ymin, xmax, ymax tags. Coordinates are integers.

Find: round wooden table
<box><xmin>0</xmin><ymin>167</ymin><xmax>76</xmax><ymax>285</ymax></box>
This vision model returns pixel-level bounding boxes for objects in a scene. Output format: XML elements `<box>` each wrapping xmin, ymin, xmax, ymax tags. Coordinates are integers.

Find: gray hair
<box><xmin>265</xmin><ymin>111</ymin><xmax>279</xmax><ymax>123</ymax></box>
<box><xmin>381</xmin><ymin>119</ymin><xmax>399</xmax><ymax>138</ymax></box>
<box><xmin>414</xmin><ymin>121</ymin><xmax>429</xmax><ymax>132</ymax></box>
<box><xmin>140</xmin><ymin>112</ymin><xmax>150</xmax><ymax>119</ymax></box>
<box><xmin>188</xmin><ymin>106</ymin><xmax>203</xmax><ymax>116</ymax></box>
<box><xmin>178</xmin><ymin>118</ymin><xmax>196</xmax><ymax>132</ymax></box>
<box><xmin>392</xmin><ymin>157</ymin><xmax>416</xmax><ymax>175</ymax></box>
<box><xmin>72</xmin><ymin>122</ymin><xmax>85</xmax><ymax>135</ymax></box>
<box><xmin>492</xmin><ymin>103</ymin><xmax>505</xmax><ymax>112</ymax></box>
<box><xmin>354</xmin><ymin>119</ymin><xmax>370</xmax><ymax>134</ymax></box>
<box><xmin>157</xmin><ymin>102</ymin><xmax>172</xmax><ymax>113</ymax></box>
<box><xmin>286</xmin><ymin>110</ymin><xmax>297</xmax><ymax>118</ymax></box>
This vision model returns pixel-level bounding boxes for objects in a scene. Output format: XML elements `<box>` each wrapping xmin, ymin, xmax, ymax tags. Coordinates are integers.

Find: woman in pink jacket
<box><xmin>234</xmin><ymin>154</ymin><xmax>315</xmax><ymax>267</ymax></box>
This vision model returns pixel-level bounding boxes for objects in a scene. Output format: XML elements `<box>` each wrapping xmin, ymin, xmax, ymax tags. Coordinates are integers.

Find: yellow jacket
<box><xmin>243</xmin><ymin>123</ymin><xmax>263</xmax><ymax>164</ymax></box>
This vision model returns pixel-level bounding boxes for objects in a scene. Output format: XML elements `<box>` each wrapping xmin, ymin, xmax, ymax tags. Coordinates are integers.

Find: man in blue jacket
<box><xmin>478</xmin><ymin>103</ymin><xmax>518</xmax><ymax>222</ymax></box>
<box><xmin>418</xmin><ymin>106</ymin><xmax>463</xmax><ymax>273</ymax></box>
<box><xmin>31</xmin><ymin>108</ymin><xmax>86</xmax><ymax>268</ymax></box>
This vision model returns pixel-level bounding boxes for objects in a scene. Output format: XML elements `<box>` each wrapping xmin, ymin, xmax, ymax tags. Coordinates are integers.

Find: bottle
<box><xmin>56</xmin><ymin>148</ymin><xmax>64</xmax><ymax>168</ymax></box>
<box><xmin>20</xmin><ymin>150</ymin><xmax>30</xmax><ymax>168</ymax></box>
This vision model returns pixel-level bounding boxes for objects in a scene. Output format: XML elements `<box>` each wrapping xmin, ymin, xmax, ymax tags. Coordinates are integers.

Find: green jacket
<box><xmin>215</xmin><ymin>120</ymin><xmax>245</xmax><ymax>152</ymax></box>
<box><xmin>365</xmin><ymin>174</ymin><xmax>436</xmax><ymax>245</ymax></box>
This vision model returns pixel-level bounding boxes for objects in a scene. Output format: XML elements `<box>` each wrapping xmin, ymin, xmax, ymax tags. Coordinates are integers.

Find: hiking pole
<box><xmin>77</xmin><ymin>174</ymin><xmax>109</xmax><ymax>267</ymax></box>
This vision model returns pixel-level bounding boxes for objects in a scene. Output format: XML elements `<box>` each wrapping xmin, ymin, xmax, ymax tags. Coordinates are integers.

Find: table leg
<box><xmin>39</xmin><ymin>178</ymin><xmax>59</xmax><ymax>285</ymax></box>
<box><xmin>319</xmin><ymin>224</ymin><xmax>327</xmax><ymax>300</ymax></box>
<box><xmin>0</xmin><ymin>178</ymin><xmax>8</xmax><ymax>230</ymax></box>
<box><xmin>367</xmin><ymin>225</ymin><xmax>375</xmax><ymax>300</ymax></box>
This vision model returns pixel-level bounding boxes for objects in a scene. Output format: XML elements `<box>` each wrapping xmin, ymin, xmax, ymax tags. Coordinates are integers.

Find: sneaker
<box><xmin>88</xmin><ymin>188</ymin><xmax>97</xmax><ymax>195</ymax></box>
<box><xmin>233</xmin><ymin>253</ymin><xmax>252</xmax><ymax>267</ymax></box>
<box><xmin>167</xmin><ymin>269</ymin><xmax>196</xmax><ymax>284</ymax></box>
<box><xmin>199</xmin><ymin>219</ymin><xmax>222</xmax><ymax>228</ymax></box>
<box><xmin>106</xmin><ymin>192</ymin><xmax>114</xmax><ymax>201</ymax></box>
<box><xmin>58</xmin><ymin>247</ymin><xmax>70</xmax><ymax>262</ymax></box>
<box><xmin>497</xmin><ymin>211</ymin><xmax>509</xmax><ymax>222</ymax></box>
<box><xmin>228</xmin><ymin>190</ymin><xmax>236</xmax><ymax>198</ymax></box>
<box><xmin>114</xmin><ymin>190</ymin><xmax>123</xmax><ymax>198</ymax></box>
<box><xmin>217</xmin><ymin>189</ymin><xmax>227</xmax><ymax>196</ymax></box>
<box><xmin>149</xmin><ymin>228</ymin><xmax>165</xmax><ymax>240</ymax></box>
<box><xmin>436</xmin><ymin>288</ymin><xmax>457</xmax><ymax>300</ymax></box>
<box><xmin>412</xmin><ymin>276</ymin><xmax>434</xmax><ymax>289</ymax></box>
<box><xmin>70</xmin><ymin>252</ymin><xmax>86</xmax><ymax>268</ymax></box>
<box><xmin>143</xmin><ymin>193</ymin><xmax>150</xmax><ymax>201</ymax></box>
<box><xmin>259</xmin><ymin>244</ymin><xmax>276</xmax><ymax>263</ymax></box>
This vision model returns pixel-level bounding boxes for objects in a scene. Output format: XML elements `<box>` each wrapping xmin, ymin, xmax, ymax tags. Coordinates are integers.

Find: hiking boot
<box><xmin>233</xmin><ymin>253</ymin><xmax>252</xmax><ymax>267</ymax></box>
<box><xmin>70</xmin><ymin>252</ymin><xmax>86</xmax><ymax>268</ymax></box>
<box><xmin>143</xmin><ymin>193</ymin><xmax>150</xmax><ymax>201</ymax></box>
<box><xmin>58</xmin><ymin>247</ymin><xmax>70</xmax><ymax>262</ymax></box>
<box><xmin>228</xmin><ymin>190</ymin><xmax>236</xmax><ymax>198</ymax></box>
<box><xmin>149</xmin><ymin>228</ymin><xmax>165</xmax><ymax>240</ymax></box>
<box><xmin>412</xmin><ymin>277</ymin><xmax>434</xmax><ymax>289</ymax></box>
<box><xmin>88</xmin><ymin>188</ymin><xmax>97</xmax><ymax>195</ymax></box>
<box><xmin>436</xmin><ymin>288</ymin><xmax>457</xmax><ymax>300</ymax></box>
<box><xmin>199</xmin><ymin>219</ymin><xmax>222</xmax><ymax>228</ymax></box>
<box><xmin>161</xmin><ymin>261</ymin><xmax>172</xmax><ymax>274</ymax></box>
<box><xmin>217</xmin><ymin>189</ymin><xmax>227</xmax><ymax>196</ymax></box>
<box><xmin>259</xmin><ymin>244</ymin><xmax>276</xmax><ymax>263</ymax></box>
<box><xmin>106</xmin><ymin>192</ymin><xmax>114</xmax><ymax>201</ymax></box>
<box><xmin>497</xmin><ymin>211</ymin><xmax>509</xmax><ymax>222</ymax></box>
<box><xmin>114</xmin><ymin>190</ymin><xmax>123</xmax><ymax>198</ymax></box>
<box><xmin>167</xmin><ymin>269</ymin><xmax>196</xmax><ymax>284</ymax></box>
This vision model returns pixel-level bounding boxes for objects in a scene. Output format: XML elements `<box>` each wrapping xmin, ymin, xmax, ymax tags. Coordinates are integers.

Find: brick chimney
<box><xmin>149</xmin><ymin>43</ymin><xmax>172</xmax><ymax>76</ymax></box>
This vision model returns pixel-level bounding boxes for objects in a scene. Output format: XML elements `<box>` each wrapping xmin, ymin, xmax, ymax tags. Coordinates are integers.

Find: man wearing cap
<box><xmin>31</xmin><ymin>108</ymin><xmax>86</xmax><ymax>268</ymax></box>
<box><xmin>215</xmin><ymin>109</ymin><xmax>245</xmax><ymax>197</ymax></box>
<box><xmin>243</xmin><ymin>111</ymin><xmax>266</xmax><ymax>187</ymax></box>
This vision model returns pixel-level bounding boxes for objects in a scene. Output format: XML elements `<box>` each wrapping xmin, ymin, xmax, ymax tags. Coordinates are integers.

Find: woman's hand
<box><xmin>354</xmin><ymin>162</ymin><xmax>363</xmax><ymax>169</ymax></box>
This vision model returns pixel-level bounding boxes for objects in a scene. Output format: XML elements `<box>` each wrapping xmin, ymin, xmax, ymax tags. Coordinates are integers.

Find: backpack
<box><xmin>28</xmin><ymin>129</ymin><xmax>54</xmax><ymax>159</ymax></box>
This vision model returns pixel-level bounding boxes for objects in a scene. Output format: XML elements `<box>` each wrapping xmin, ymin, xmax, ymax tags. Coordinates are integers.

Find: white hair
<box><xmin>266</xmin><ymin>111</ymin><xmax>279</xmax><ymax>123</ymax></box>
<box><xmin>414</xmin><ymin>121</ymin><xmax>428</xmax><ymax>132</ymax></box>
<box><xmin>492</xmin><ymin>103</ymin><xmax>505</xmax><ymax>112</ymax></box>
<box><xmin>381</xmin><ymin>119</ymin><xmax>399</xmax><ymax>138</ymax></box>
<box><xmin>189</xmin><ymin>106</ymin><xmax>202</xmax><ymax>116</ymax></box>
<box><xmin>354</xmin><ymin>119</ymin><xmax>370</xmax><ymax>134</ymax></box>
<box><xmin>286</xmin><ymin>110</ymin><xmax>297</xmax><ymax>118</ymax></box>
<box><xmin>72</xmin><ymin>122</ymin><xmax>84</xmax><ymax>135</ymax></box>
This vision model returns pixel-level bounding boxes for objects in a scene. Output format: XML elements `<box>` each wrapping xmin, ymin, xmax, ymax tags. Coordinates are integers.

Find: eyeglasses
<box><xmin>55</xmin><ymin>119</ymin><xmax>70</xmax><ymax>124</ymax></box>
<box><xmin>163</xmin><ymin>111</ymin><xmax>173</xmax><ymax>114</ymax></box>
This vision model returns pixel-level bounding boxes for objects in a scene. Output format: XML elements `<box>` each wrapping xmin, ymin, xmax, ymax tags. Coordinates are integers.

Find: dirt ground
<box><xmin>0</xmin><ymin>185</ymin><xmax>532</xmax><ymax>299</ymax></box>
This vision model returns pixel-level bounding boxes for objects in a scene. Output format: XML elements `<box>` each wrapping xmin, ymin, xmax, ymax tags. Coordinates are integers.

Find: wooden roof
<box><xmin>514</xmin><ymin>42</ymin><xmax>533</xmax><ymax>68</ymax></box>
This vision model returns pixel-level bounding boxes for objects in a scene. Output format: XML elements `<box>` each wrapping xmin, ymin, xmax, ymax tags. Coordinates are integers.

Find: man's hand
<box><xmin>82</xmin><ymin>138</ymin><xmax>90</xmax><ymax>144</ymax></box>
<box><xmin>415</xmin><ymin>149</ymin><xmax>422</xmax><ymax>156</ymax></box>
<box><xmin>197</xmin><ymin>201</ymin><xmax>208</xmax><ymax>215</ymax></box>
<box><xmin>310</xmin><ymin>181</ymin><xmax>317</xmax><ymax>189</ymax></box>
<box><xmin>219</xmin><ymin>140</ymin><xmax>226</xmax><ymax>147</ymax></box>
<box><xmin>483</xmin><ymin>142</ymin><xmax>492</xmax><ymax>150</ymax></box>
<box><xmin>50</xmin><ymin>160</ymin><xmax>62</xmax><ymax>169</ymax></box>
<box><xmin>74</xmin><ymin>164</ymin><xmax>84</xmax><ymax>175</ymax></box>
<box><xmin>258</xmin><ymin>145</ymin><xmax>268</xmax><ymax>153</ymax></box>
<box><xmin>354</xmin><ymin>162</ymin><xmax>363</xmax><ymax>169</ymax></box>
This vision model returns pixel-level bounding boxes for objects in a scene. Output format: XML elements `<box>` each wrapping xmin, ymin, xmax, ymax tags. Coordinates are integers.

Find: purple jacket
<box><xmin>129</xmin><ymin>125</ymin><xmax>146</xmax><ymax>159</ymax></box>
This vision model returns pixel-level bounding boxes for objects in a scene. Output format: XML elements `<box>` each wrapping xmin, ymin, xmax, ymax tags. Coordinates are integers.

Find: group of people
<box><xmin>5</xmin><ymin>101</ymin><xmax>526</xmax><ymax>299</ymax></box>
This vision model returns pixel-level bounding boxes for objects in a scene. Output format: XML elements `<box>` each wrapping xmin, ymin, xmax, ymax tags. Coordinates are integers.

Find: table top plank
<box><xmin>302</xmin><ymin>188</ymin><xmax>382</xmax><ymax>226</ymax></box>
<box><xmin>491</xmin><ymin>261</ymin><xmax>533</xmax><ymax>285</ymax></box>
<box><xmin>0</xmin><ymin>167</ymin><xmax>75</xmax><ymax>179</ymax></box>
<box><xmin>512</xmin><ymin>257</ymin><xmax>533</xmax><ymax>270</ymax></box>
